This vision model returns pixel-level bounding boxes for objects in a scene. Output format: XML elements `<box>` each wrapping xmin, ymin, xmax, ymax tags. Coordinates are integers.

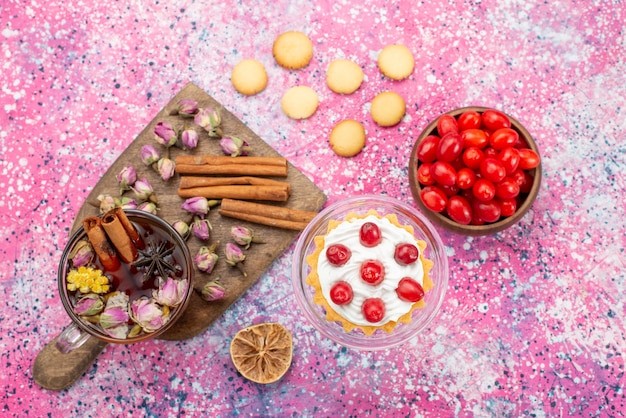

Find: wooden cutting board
<box><xmin>33</xmin><ymin>82</ymin><xmax>327</xmax><ymax>390</ymax></box>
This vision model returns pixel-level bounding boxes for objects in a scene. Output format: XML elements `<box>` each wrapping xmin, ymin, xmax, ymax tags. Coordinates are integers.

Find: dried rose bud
<box><xmin>157</xmin><ymin>157</ymin><xmax>176</xmax><ymax>181</ymax></box>
<box><xmin>141</xmin><ymin>144</ymin><xmax>161</xmax><ymax>165</ymax></box>
<box><xmin>130</xmin><ymin>298</ymin><xmax>168</xmax><ymax>333</ymax></box>
<box><xmin>116</xmin><ymin>196</ymin><xmax>138</xmax><ymax>210</ymax></box>
<box><xmin>225</xmin><ymin>242</ymin><xmax>247</xmax><ymax>277</ymax></box>
<box><xmin>74</xmin><ymin>293</ymin><xmax>104</xmax><ymax>316</ymax></box>
<box><xmin>154</xmin><ymin>121</ymin><xmax>178</xmax><ymax>147</ymax></box>
<box><xmin>200</xmin><ymin>279</ymin><xmax>225</xmax><ymax>302</ymax></box>
<box><xmin>69</xmin><ymin>239</ymin><xmax>94</xmax><ymax>267</ymax></box>
<box><xmin>179</xmin><ymin>128</ymin><xmax>199</xmax><ymax>150</ymax></box>
<box><xmin>104</xmin><ymin>324</ymin><xmax>130</xmax><ymax>339</ymax></box>
<box><xmin>172</xmin><ymin>99</ymin><xmax>198</xmax><ymax>117</ymax></box>
<box><xmin>219</xmin><ymin>136</ymin><xmax>252</xmax><ymax>157</ymax></box>
<box><xmin>97</xmin><ymin>193</ymin><xmax>117</xmax><ymax>213</ymax></box>
<box><xmin>194</xmin><ymin>107</ymin><xmax>222</xmax><ymax>138</ymax></box>
<box><xmin>191</xmin><ymin>218</ymin><xmax>212</xmax><ymax>241</ymax></box>
<box><xmin>172</xmin><ymin>220</ymin><xmax>190</xmax><ymax>240</ymax></box>
<box><xmin>224</xmin><ymin>242</ymin><xmax>245</xmax><ymax>265</ymax></box>
<box><xmin>137</xmin><ymin>201</ymin><xmax>158</xmax><ymax>215</ymax></box>
<box><xmin>230</xmin><ymin>225</ymin><xmax>263</xmax><ymax>249</ymax></box>
<box><xmin>99</xmin><ymin>306</ymin><xmax>130</xmax><ymax>329</ymax></box>
<box><xmin>132</xmin><ymin>178</ymin><xmax>154</xmax><ymax>201</ymax></box>
<box><xmin>181</xmin><ymin>196</ymin><xmax>210</xmax><ymax>217</ymax></box>
<box><xmin>195</xmin><ymin>244</ymin><xmax>219</xmax><ymax>274</ymax></box>
<box><xmin>153</xmin><ymin>277</ymin><xmax>188</xmax><ymax>307</ymax></box>
<box><xmin>116</xmin><ymin>165</ymin><xmax>137</xmax><ymax>194</ymax></box>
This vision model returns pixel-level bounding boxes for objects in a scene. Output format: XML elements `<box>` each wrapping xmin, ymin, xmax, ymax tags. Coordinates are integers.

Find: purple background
<box><xmin>1</xmin><ymin>0</ymin><xmax>625</xmax><ymax>416</ymax></box>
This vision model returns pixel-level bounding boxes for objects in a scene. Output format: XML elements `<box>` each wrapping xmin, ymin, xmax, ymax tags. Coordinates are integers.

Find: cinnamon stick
<box><xmin>175</xmin><ymin>155</ymin><xmax>288</xmax><ymax>177</ymax></box>
<box><xmin>176</xmin><ymin>155</ymin><xmax>287</xmax><ymax>167</ymax></box>
<box><xmin>101</xmin><ymin>209</ymin><xmax>138</xmax><ymax>264</ymax></box>
<box><xmin>110</xmin><ymin>207</ymin><xmax>141</xmax><ymax>243</ymax></box>
<box><xmin>221</xmin><ymin>199</ymin><xmax>318</xmax><ymax>223</ymax></box>
<box><xmin>219</xmin><ymin>210</ymin><xmax>310</xmax><ymax>231</ymax></box>
<box><xmin>218</xmin><ymin>199</ymin><xmax>319</xmax><ymax>230</ymax></box>
<box><xmin>178</xmin><ymin>185</ymin><xmax>290</xmax><ymax>201</ymax></box>
<box><xmin>83</xmin><ymin>216</ymin><xmax>121</xmax><ymax>271</ymax></box>
<box><xmin>179</xmin><ymin>176</ymin><xmax>290</xmax><ymax>191</ymax></box>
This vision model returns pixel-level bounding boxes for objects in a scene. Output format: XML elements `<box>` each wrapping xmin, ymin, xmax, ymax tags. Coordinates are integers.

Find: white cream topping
<box><xmin>317</xmin><ymin>215</ymin><xmax>425</xmax><ymax>326</ymax></box>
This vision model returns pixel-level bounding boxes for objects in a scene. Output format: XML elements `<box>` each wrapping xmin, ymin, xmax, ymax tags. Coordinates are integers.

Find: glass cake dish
<box><xmin>292</xmin><ymin>195</ymin><xmax>449</xmax><ymax>350</ymax></box>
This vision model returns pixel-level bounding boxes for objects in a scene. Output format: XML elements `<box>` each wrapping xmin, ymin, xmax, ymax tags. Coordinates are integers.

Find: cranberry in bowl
<box><xmin>409</xmin><ymin>106</ymin><xmax>542</xmax><ymax>236</ymax></box>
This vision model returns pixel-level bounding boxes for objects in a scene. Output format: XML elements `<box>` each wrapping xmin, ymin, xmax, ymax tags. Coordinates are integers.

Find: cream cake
<box><xmin>306</xmin><ymin>210</ymin><xmax>434</xmax><ymax>335</ymax></box>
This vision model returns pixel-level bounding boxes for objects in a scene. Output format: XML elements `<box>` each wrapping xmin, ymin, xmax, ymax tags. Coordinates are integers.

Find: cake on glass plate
<box><xmin>306</xmin><ymin>210</ymin><xmax>434</xmax><ymax>335</ymax></box>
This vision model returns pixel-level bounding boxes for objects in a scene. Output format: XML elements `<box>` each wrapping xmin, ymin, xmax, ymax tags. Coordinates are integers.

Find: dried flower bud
<box><xmin>194</xmin><ymin>107</ymin><xmax>222</xmax><ymax>138</ymax></box>
<box><xmin>225</xmin><ymin>242</ymin><xmax>247</xmax><ymax>277</ymax></box>
<box><xmin>104</xmin><ymin>323</ymin><xmax>130</xmax><ymax>339</ymax></box>
<box><xmin>181</xmin><ymin>196</ymin><xmax>210</xmax><ymax>217</ymax></box>
<box><xmin>157</xmin><ymin>158</ymin><xmax>176</xmax><ymax>181</ymax></box>
<box><xmin>116</xmin><ymin>165</ymin><xmax>137</xmax><ymax>194</ymax></box>
<box><xmin>191</xmin><ymin>218</ymin><xmax>212</xmax><ymax>241</ymax></box>
<box><xmin>172</xmin><ymin>220</ymin><xmax>190</xmax><ymax>240</ymax></box>
<box><xmin>116</xmin><ymin>196</ymin><xmax>138</xmax><ymax>210</ymax></box>
<box><xmin>132</xmin><ymin>178</ymin><xmax>154</xmax><ymax>201</ymax></box>
<box><xmin>97</xmin><ymin>193</ymin><xmax>117</xmax><ymax>213</ymax></box>
<box><xmin>153</xmin><ymin>277</ymin><xmax>188</xmax><ymax>307</ymax></box>
<box><xmin>73</xmin><ymin>293</ymin><xmax>104</xmax><ymax>316</ymax></box>
<box><xmin>224</xmin><ymin>242</ymin><xmax>245</xmax><ymax>265</ymax></box>
<box><xmin>137</xmin><ymin>201</ymin><xmax>158</xmax><ymax>215</ymax></box>
<box><xmin>195</xmin><ymin>245</ymin><xmax>219</xmax><ymax>274</ymax></box>
<box><xmin>179</xmin><ymin>128</ymin><xmax>199</xmax><ymax>150</ymax></box>
<box><xmin>70</xmin><ymin>239</ymin><xmax>94</xmax><ymax>268</ymax></box>
<box><xmin>130</xmin><ymin>298</ymin><xmax>168</xmax><ymax>333</ymax></box>
<box><xmin>229</xmin><ymin>225</ymin><xmax>263</xmax><ymax>249</ymax></box>
<box><xmin>141</xmin><ymin>145</ymin><xmax>161</xmax><ymax>165</ymax></box>
<box><xmin>172</xmin><ymin>99</ymin><xmax>198</xmax><ymax>117</ymax></box>
<box><xmin>154</xmin><ymin>121</ymin><xmax>178</xmax><ymax>147</ymax></box>
<box><xmin>99</xmin><ymin>306</ymin><xmax>130</xmax><ymax>329</ymax></box>
<box><xmin>200</xmin><ymin>279</ymin><xmax>225</xmax><ymax>302</ymax></box>
<box><xmin>219</xmin><ymin>136</ymin><xmax>252</xmax><ymax>157</ymax></box>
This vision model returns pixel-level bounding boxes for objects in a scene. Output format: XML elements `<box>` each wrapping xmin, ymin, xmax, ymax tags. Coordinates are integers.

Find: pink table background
<box><xmin>2</xmin><ymin>0</ymin><xmax>625</xmax><ymax>416</ymax></box>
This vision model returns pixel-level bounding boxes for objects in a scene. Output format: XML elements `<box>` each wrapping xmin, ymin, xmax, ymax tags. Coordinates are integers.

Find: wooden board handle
<box><xmin>33</xmin><ymin>334</ymin><xmax>107</xmax><ymax>391</ymax></box>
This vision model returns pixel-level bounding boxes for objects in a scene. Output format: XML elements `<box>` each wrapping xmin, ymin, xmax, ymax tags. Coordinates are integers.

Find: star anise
<box><xmin>132</xmin><ymin>240</ymin><xmax>176</xmax><ymax>283</ymax></box>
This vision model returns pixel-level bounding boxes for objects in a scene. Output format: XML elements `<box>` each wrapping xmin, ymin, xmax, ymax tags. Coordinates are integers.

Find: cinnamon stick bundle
<box><xmin>83</xmin><ymin>216</ymin><xmax>121</xmax><ymax>271</ymax></box>
<box><xmin>218</xmin><ymin>198</ymin><xmax>318</xmax><ymax>230</ymax></box>
<box><xmin>101</xmin><ymin>208</ymin><xmax>139</xmax><ymax>263</ymax></box>
<box><xmin>175</xmin><ymin>155</ymin><xmax>288</xmax><ymax>177</ymax></box>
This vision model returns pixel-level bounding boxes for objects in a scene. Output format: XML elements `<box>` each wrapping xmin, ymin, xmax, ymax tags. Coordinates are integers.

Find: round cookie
<box><xmin>231</xmin><ymin>59</ymin><xmax>268</xmax><ymax>96</ymax></box>
<box><xmin>329</xmin><ymin>119</ymin><xmax>366</xmax><ymax>157</ymax></box>
<box><xmin>326</xmin><ymin>59</ymin><xmax>364</xmax><ymax>94</ymax></box>
<box><xmin>377</xmin><ymin>44</ymin><xmax>414</xmax><ymax>80</ymax></box>
<box><xmin>370</xmin><ymin>91</ymin><xmax>406</xmax><ymax>127</ymax></box>
<box><xmin>272</xmin><ymin>31</ymin><xmax>313</xmax><ymax>70</ymax></box>
<box><xmin>281</xmin><ymin>86</ymin><xmax>319</xmax><ymax>119</ymax></box>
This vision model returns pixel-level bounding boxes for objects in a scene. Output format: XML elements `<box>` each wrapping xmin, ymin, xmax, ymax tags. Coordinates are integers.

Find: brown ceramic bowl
<box><xmin>409</xmin><ymin>106</ymin><xmax>542</xmax><ymax>236</ymax></box>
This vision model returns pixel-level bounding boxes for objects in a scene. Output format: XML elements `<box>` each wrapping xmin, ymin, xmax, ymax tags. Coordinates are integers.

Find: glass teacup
<box><xmin>56</xmin><ymin>209</ymin><xmax>193</xmax><ymax>353</ymax></box>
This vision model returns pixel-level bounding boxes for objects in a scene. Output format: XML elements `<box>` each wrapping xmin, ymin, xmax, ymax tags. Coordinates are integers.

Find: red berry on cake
<box><xmin>326</xmin><ymin>243</ymin><xmax>352</xmax><ymax>266</ymax></box>
<box><xmin>394</xmin><ymin>243</ymin><xmax>419</xmax><ymax>265</ymax></box>
<box><xmin>330</xmin><ymin>281</ymin><xmax>353</xmax><ymax>305</ymax></box>
<box><xmin>360</xmin><ymin>259</ymin><xmax>385</xmax><ymax>285</ymax></box>
<box><xmin>396</xmin><ymin>277</ymin><xmax>425</xmax><ymax>302</ymax></box>
<box><xmin>359</xmin><ymin>222</ymin><xmax>382</xmax><ymax>247</ymax></box>
<box><xmin>362</xmin><ymin>298</ymin><xmax>385</xmax><ymax>323</ymax></box>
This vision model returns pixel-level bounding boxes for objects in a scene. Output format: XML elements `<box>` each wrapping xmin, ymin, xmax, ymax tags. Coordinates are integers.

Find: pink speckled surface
<box><xmin>1</xmin><ymin>0</ymin><xmax>625</xmax><ymax>416</ymax></box>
